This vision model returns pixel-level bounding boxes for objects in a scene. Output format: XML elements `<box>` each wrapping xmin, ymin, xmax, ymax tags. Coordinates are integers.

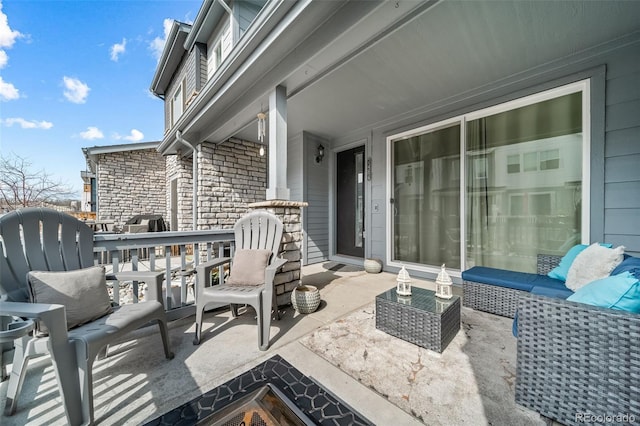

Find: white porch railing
<box><xmin>93</xmin><ymin>230</ymin><xmax>235</xmax><ymax>321</ymax></box>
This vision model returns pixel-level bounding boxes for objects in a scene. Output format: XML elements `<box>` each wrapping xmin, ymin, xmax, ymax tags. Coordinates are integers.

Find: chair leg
<box><xmin>76</xmin><ymin>342</ymin><xmax>96</xmax><ymax>425</ymax></box>
<box><xmin>258</xmin><ymin>296</ymin><xmax>271</xmax><ymax>351</ymax></box>
<box><xmin>97</xmin><ymin>345</ymin><xmax>108</xmax><ymax>360</ymax></box>
<box><xmin>4</xmin><ymin>336</ymin><xmax>34</xmax><ymax>416</ymax></box>
<box><xmin>272</xmin><ymin>291</ymin><xmax>280</xmax><ymax>321</ymax></box>
<box><xmin>157</xmin><ymin>319</ymin><xmax>174</xmax><ymax>359</ymax></box>
<box><xmin>230</xmin><ymin>304</ymin><xmax>239</xmax><ymax>317</ymax></box>
<box><xmin>193</xmin><ymin>305</ymin><xmax>204</xmax><ymax>345</ymax></box>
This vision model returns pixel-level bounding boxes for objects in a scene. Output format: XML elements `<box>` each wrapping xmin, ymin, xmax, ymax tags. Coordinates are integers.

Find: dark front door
<box><xmin>336</xmin><ymin>146</ymin><xmax>365</xmax><ymax>258</ymax></box>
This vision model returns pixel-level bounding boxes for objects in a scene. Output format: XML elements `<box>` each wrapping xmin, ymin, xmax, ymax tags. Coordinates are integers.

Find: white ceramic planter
<box><xmin>291</xmin><ymin>285</ymin><xmax>321</xmax><ymax>314</ymax></box>
<box><xmin>364</xmin><ymin>258</ymin><xmax>383</xmax><ymax>273</ymax></box>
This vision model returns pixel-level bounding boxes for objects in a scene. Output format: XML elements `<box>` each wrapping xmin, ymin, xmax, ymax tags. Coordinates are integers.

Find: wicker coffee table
<box><xmin>375</xmin><ymin>287</ymin><xmax>460</xmax><ymax>353</ymax></box>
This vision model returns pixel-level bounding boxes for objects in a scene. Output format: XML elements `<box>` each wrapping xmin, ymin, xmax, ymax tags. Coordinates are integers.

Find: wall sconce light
<box><xmin>259</xmin><ymin>146</ymin><xmax>265</xmax><ymax>157</ymax></box>
<box><xmin>315</xmin><ymin>144</ymin><xmax>325</xmax><ymax>163</ymax></box>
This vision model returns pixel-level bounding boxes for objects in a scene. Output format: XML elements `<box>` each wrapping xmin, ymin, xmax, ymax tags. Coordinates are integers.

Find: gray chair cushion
<box><xmin>27</xmin><ymin>266</ymin><xmax>113</xmax><ymax>332</ymax></box>
<box><xmin>226</xmin><ymin>249</ymin><xmax>271</xmax><ymax>286</ymax></box>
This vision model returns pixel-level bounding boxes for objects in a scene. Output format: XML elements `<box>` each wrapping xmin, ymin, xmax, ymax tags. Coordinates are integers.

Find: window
<box><xmin>207</xmin><ymin>22</ymin><xmax>231</xmax><ymax>79</ymax></box>
<box><xmin>530</xmin><ymin>193</ymin><xmax>552</xmax><ymax>215</ymax></box>
<box><xmin>540</xmin><ymin>149</ymin><xmax>560</xmax><ymax>170</ymax></box>
<box><xmin>507</xmin><ymin>155</ymin><xmax>520</xmax><ymax>174</ymax></box>
<box><xmin>509</xmin><ymin>194</ymin><xmax>525</xmax><ymax>216</ymax></box>
<box><xmin>389</xmin><ymin>80</ymin><xmax>588</xmax><ymax>274</ymax></box>
<box><xmin>473</xmin><ymin>158</ymin><xmax>487</xmax><ymax>179</ymax></box>
<box><xmin>171</xmin><ymin>84</ymin><xmax>183</xmax><ymax>126</ymax></box>
<box><xmin>523</xmin><ymin>152</ymin><xmax>538</xmax><ymax>172</ymax></box>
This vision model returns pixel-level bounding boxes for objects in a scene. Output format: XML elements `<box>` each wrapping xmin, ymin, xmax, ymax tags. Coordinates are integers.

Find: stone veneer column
<box><xmin>247</xmin><ymin>200</ymin><xmax>308</xmax><ymax>307</ymax></box>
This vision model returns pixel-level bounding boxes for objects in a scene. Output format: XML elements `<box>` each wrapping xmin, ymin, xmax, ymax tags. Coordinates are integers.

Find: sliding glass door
<box><xmin>466</xmin><ymin>91</ymin><xmax>583</xmax><ymax>271</ymax></box>
<box><xmin>389</xmin><ymin>81</ymin><xmax>587</xmax><ymax>273</ymax></box>
<box><xmin>392</xmin><ymin>123</ymin><xmax>461</xmax><ymax>269</ymax></box>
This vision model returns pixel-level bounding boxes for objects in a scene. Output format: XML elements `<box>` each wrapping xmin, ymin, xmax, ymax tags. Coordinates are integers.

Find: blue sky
<box><xmin>0</xmin><ymin>0</ymin><xmax>201</xmax><ymax>197</ymax></box>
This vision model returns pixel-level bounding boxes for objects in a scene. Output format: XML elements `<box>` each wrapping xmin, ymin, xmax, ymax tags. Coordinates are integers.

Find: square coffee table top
<box><xmin>376</xmin><ymin>286</ymin><xmax>459</xmax><ymax>315</ymax></box>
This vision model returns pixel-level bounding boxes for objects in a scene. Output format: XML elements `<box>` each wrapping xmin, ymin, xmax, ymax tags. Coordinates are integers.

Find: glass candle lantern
<box><xmin>396</xmin><ymin>265</ymin><xmax>412</xmax><ymax>296</ymax></box>
<box><xmin>435</xmin><ymin>264</ymin><xmax>453</xmax><ymax>299</ymax></box>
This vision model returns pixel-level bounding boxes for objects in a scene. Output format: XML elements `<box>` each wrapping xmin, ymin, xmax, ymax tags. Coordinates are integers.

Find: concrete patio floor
<box><xmin>1</xmin><ymin>262</ymin><xmax>496</xmax><ymax>425</ymax></box>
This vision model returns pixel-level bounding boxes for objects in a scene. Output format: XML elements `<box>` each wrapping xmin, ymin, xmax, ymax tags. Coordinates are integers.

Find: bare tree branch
<box><xmin>0</xmin><ymin>153</ymin><xmax>76</xmax><ymax>211</ymax></box>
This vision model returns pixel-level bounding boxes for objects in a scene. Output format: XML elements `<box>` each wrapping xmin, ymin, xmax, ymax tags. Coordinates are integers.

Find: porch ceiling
<box><xmin>189</xmin><ymin>0</ymin><xmax>640</xmax><ymax>147</ymax></box>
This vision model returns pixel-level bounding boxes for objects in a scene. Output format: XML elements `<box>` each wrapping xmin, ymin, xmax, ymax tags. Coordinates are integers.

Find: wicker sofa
<box><xmin>462</xmin><ymin>254</ymin><xmax>640</xmax><ymax>424</ymax></box>
<box><xmin>515</xmin><ymin>292</ymin><xmax>640</xmax><ymax>425</ymax></box>
<box><xmin>461</xmin><ymin>254</ymin><xmax>568</xmax><ymax>318</ymax></box>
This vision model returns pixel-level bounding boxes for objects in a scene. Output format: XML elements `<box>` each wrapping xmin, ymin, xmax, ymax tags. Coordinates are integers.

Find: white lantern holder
<box><xmin>396</xmin><ymin>265</ymin><xmax>412</xmax><ymax>297</ymax></box>
<box><xmin>435</xmin><ymin>264</ymin><xmax>453</xmax><ymax>299</ymax></box>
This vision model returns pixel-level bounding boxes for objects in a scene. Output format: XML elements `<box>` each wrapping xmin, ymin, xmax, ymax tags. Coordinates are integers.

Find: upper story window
<box><xmin>171</xmin><ymin>81</ymin><xmax>184</xmax><ymax>126</ymax></box>
<box><xmin>207</xmin><ymin>22</ymin><xmax>231</xmax><ymax>80</ymax></box>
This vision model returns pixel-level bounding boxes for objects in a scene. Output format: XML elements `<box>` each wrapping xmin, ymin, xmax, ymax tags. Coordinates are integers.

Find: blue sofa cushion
<box><xmin>462</xmin><ymin>266</ymin><xmax>567</xmax><ymax>293</ymax></box>
<box><xmin>529</xmin><ymin>284</ymin><xmax>573</xmax><ymax>299</ymax></box>
<box><xmin>611</xmin><ymin>255</ymin><xmax>640</xmax><ymax>280</ymax></box>
<box><xmin>567</xmin><ymin>271</ymin><xmax>640</xmax><ymax>313</ymax></box>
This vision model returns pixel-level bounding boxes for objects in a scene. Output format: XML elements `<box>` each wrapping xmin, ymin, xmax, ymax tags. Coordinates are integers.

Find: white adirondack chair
<box><xmin>193</xmin><ymin>210</ymin><xmax>286</xmax><ymax>351</ymax></box>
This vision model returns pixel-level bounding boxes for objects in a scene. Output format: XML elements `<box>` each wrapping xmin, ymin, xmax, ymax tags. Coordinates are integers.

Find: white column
<box><xmin>266</xmin><ymin>85</ymin><xmax>290</xmax><ymax>200</ymax></box>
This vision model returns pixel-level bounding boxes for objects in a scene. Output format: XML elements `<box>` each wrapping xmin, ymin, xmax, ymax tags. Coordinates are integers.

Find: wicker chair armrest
<box><xmin>515</xmin><ymin>293</ymin><xmax>640</xmax><ymax>423</ymax></box>
<box><xmin>536</xmin><ymin>254</ymin><xmax>562</xmax><ymax>275</ymax></box>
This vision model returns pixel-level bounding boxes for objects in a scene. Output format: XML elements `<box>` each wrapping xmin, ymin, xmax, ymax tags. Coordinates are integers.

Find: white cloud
<box><xmin>80</xmin><ymin>126</ymin><xmax>104</xmax><ymax>140</ymax></box>
<box><xmin>0</xmin><ymin>2</ymin><xmax>22</xmax><ymax>95</ymax></box>
<box><xmin>114</xmin><ymin>129</ymin><xmax>144</xmax><ymax>142</ymax></box>
<box><xmin>3</xmin><ymin>117</ymin><xmax>53</xmax><ymax>129</ymax></box>
<box><xmin>110</xmin><ymin>38</ymin><xmax>126</xmax><ymax>61</ymax></box>
<box><xmin>0</xmin><ymin>2</ymin><xmax>22</xmax><ymax>49</ymax></box>
<box><xmin>0</xmin><ymin>76</ymin><xmax>18</xmax><ymax>101</ymax></box>
<box><xmin>62</xmin><ymin>76</ymin><xmax>90</xmax><ymax>104</ymax></box>
<box><xmin>125</xmin><ymin>129</ymin><xmax>144</xmax><ymax>141</ymax></box>
<box><xmin>149</xmin><ymin>18</ymin><xmax>174</xmax><ymax>60</ymax></box>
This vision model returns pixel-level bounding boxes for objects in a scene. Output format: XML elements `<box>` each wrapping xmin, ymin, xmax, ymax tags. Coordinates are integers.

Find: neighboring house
<box><xmin>82</xmin><ymin>142</ymin><xmax>166</xmax><ymax>229</ymax></box>
<box><xmin>151</xmin><ymin>0</ymin><xmax>640</xmax><ymax>279</ymax></box>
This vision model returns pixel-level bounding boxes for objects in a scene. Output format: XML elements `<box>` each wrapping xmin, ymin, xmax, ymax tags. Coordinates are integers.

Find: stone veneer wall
<box><xmin>97</xmin><ymin>148</ymin><xmax>166</xmax><ymax>227</ymax></box>
<box><xmin>166</xmin><ymin>154</ymin><xmax>193</xmax><ymax>231</ymax></box>
<box><xmin>248</xmin><ymin>200</ymin><xmax>308</xmax><ymax>307</ymax></box>
<box><xmin>197</xmin><ymin>140</ymin><xmax>266</xmax><ymax>229</ymax></box>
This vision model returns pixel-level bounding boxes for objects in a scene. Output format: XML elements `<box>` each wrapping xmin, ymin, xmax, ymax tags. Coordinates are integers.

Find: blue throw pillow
<box><xmin>547</xmin><ymin>243</ymin><xmax>613</xmax><ymax>282</ymax></box>
<box><xmin>611</xmin><ymin>255</ymin><xmax>640</xmax><ymax>280</ymax></box>
<box><xmin>566</xmin><ymin>271</ymin><xmax>640</xmax><ymax>313</ymax></box>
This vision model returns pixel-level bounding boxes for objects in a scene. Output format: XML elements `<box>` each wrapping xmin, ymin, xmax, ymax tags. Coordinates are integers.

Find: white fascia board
<box><xmin>150</xmin><ymin>21</ymin><xmax>192</xmax><ymax>96</ymax></box>
<box><xmin>84</xmin><ymin>141</ymin><xmax>161</xmax><ymax>157</ymax></box>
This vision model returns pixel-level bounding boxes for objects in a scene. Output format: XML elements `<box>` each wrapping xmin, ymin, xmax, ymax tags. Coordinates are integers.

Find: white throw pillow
<box><xmin>226</xmin><ymin>249</ymin><xmax>272</xmax><ymax>286</ymax></box>
<box><xmin>565</xmin><ymin>243</ymin><xmax>625</xmax><ymax>291</ymax></box>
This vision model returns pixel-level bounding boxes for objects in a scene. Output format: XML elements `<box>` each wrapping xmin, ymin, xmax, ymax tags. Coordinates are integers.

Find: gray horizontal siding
<box><xmin>604</xmin><ymin>154</ymin><xmax>640</xmax><ymax>183</ymax></box>
<box><xmin>603</xmin><ymin>40</ymin><xmax>640</xmax><ymax>252</ymax></box>
<box><xmin>605</xmin><ymin>127</ymin><xmax>640</xmax><ymax>157</ymax></box>
<box><xmin>605</xmin><ymin>99</ymin><xmax>640</xmax><ymax>132</ymax></box>
<box><xmin>302</xmin><ymin>132</ymin><xmax>330</xmax><ymax>265</ymax></box>
<box><xmin>605</xmin><ymin>209</ymin><xmax>640</xmax><ymax>235</ymax></box>
<box><xmin>606</xmin><ymin>71</ymin><xmax>640</xmax><ymax>106</ymax></box>
<box><xmin>605</xmin><ymin>182</ymin><xmax>640</xmax><ymax>209</ymax></box>
<box><xmin>604</xmin><ymin>234</ymin><xmax>640</xmax><ymax>257</ymax></box>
